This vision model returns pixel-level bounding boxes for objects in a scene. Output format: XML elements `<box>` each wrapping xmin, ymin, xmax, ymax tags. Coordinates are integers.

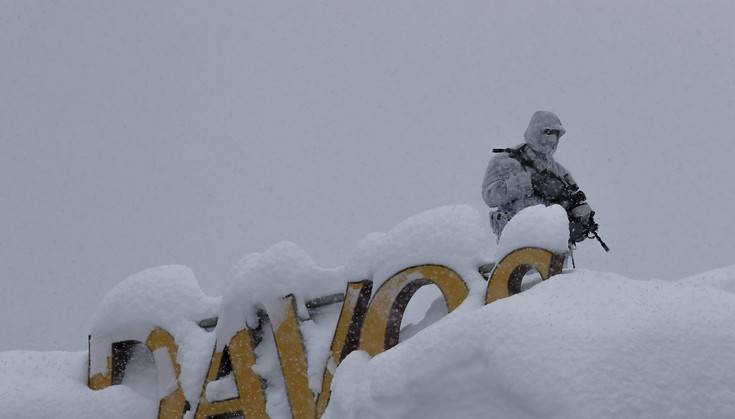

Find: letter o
<box><xmin>486</xmin><ymin>247</ymin><xmax>566</xmax><ymax>304</ymax></box>
<box><xmin>359</xmin><ymin>265</ymin><xmax>469</xmax><ymax>356</ymax></box>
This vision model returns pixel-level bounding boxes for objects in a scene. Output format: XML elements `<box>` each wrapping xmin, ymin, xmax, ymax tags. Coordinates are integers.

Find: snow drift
<box><xmin>1</xmin><ymin>205</ymin><xmax>734</xmax><ymax>418</ymax></box>
<box><xmin>324</xmin><ymin>269</ymin><xmax>735</xmax><ymax>419</ymax></box>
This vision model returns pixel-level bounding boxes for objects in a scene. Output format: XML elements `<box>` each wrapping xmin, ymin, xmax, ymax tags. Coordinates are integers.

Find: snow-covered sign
<box><xmin>88</xmin><ymin>248</ymin><xmax>566</xmax><ymax>419</ymax></box>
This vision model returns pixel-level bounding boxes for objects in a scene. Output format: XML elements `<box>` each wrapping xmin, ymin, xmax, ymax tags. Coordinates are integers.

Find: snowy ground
<box><xmin>0</xmin><ymin>266</ymin><xmax>735</xmax><ymax>419</ymax></box>
<box><xmin>324</xmin><ymin>268</ymin><xmax>735</xmax><ymax>419</ymax></box>
<box><xmin>2</xmin><ymin>265</ymin><xmax>734</xmax><ymax>418</ymax></box>
<box><xmin>1</xmin><ymin>206</ymin><xmax>734</xmax><ymax>418</ymax></box>
<box><xmin>0</xmin><ymin>351</ymin><xmax>156</xmax><ymax>418</ymax></box>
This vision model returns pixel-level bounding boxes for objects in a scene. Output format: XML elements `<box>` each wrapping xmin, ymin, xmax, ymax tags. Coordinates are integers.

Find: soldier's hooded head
<box><xmin>524</xmin><ymin>111</ymin><xmax>566</xmax><ymax>158</ymax></box>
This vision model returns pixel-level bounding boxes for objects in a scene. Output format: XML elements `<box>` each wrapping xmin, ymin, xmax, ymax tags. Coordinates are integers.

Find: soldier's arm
<box><xmin>482</xmin><ymin>156</ymin><xmax>531</xmax><ymax>207</ymax></box>
<box><xmin>554</xmin><ymin>161</ymin><xmax>577</xmax><ymax>188</ymax></box>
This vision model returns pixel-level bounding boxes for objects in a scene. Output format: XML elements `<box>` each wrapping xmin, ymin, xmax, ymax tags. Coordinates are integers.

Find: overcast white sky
<box><xmin>2</xmin><ymin>1</ymin><xmax>734</xmax><ymax>351</ymax></box>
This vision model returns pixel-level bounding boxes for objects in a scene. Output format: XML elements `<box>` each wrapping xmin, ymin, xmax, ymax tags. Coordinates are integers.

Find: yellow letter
<box><xmin>315</xmin><ymin>280</ymin><xmax>372</xmax><ymax>417</ymax></box>
<box><xmin>146</xmin><ymin>328</ymin><xmax>188</xmax><ymax>419</ymax></box>
<box><xmin>360</xmin><ymin>265</ymin><xmax>469</xmax><ymax>357</ymax></box>
<box><xmin>194</xmin><ymin>328</ymin><xmax>268</xmax><ymax>419</ymax></box>
<box><xmin>272</xmin><ymin>295</ymin><xmax>316</xmax><ymax>419</ymax></box>
<box><xmin>87</xmin><ymin>335</ymin><xmax>113</xmax><ymax>390</ymax></box>
<box><xmin>486</xmin><ymin>247</ymin><xmax>566</xmax><ymax>304</ymax></box>
<box><xmin>196</xmin><ymin>295</ymin><xmax>317</xmax><ymax>419</ymax></box>
<box><xmin>87</xmin><ymin>329</ymin><xmax>187</xmax><ymax>419</ymax></box>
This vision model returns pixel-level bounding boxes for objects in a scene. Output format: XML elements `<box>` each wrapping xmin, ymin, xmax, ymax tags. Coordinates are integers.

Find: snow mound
<box><xmin>0</xmin><ymin>351</ymin><xmax>156</xmax><ymax>418</ymax></box>
<box><xmin>6</xmin><ymin>205</ymin><xmax>733</xmax><ymax>418</ymax></box>
<box><xmin>6</xmin><ymin>266</ymin><xmax>735</xmax><ymax>418</ymax></box>
<box><xmin>216</xmin><ymin>241</ymin><xmax>343</xmax><ymax>350</ymax></box>
<box><xmin>89</xmin><ymin>265</ymin><xmax>219</xmax><ymax>412</ymax></box>
<box><xmin>216</xmin><ymin>205</ymin><xmax>493</xmax><ymax>350</ymax></box>
<box><xmin>210</xmin><ymin>205</ymin><xmax>495</xmax><ymax>412</ymax></box>
<box><xmin>679</xmin><ymin>264</ymin><xmax>735</xmax><ymax>294</ymax></box>
<box><xmin>496</xmin><ymin>204</ymin><xmax>570</xmax><ymax>259</ymax></box>
<box><xmin>325</xmin><ymin>270</ymin><xmax>735</xmax><ymax>419</ymax></box>
<box><xmin>90</xmin><ymin>265</ymin><xmax>219</xmax><ymax>342</ymax></box>
<box><xmin>344</xmin><ymin>205</ymin><xmax>493</xmax><ymax>286</ymax></box>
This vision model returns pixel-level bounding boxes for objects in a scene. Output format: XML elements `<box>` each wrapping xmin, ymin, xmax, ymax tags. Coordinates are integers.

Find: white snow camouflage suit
<box><xmin>482</xmin><ymin>111</ymin><xmax>576</xmax><ymax>239</ymax></box>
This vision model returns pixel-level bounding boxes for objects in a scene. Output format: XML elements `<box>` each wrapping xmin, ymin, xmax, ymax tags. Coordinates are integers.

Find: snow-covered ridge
<box><xmin>324</xmin><ymin>268</ymin><xmax>735</xmax><ymax>419</ymax></box>
<box><xmin>2</xmin><ymin>205</ymin><xmax>734</xmax><ymax>418</ymax></box>
<box><xmin>89</xmin><ymin>203</ymin><xmax>567</xmax><ymax>358</ymax></box>
<box><xmin>4</xmin><ymin>265</ymin><xmax>735</xmax><ymax>418</ymax></box>
<box><xmin>87</xmin><ymin>204</ymin><xmax>502</xmax><ymax>417</ymax></box>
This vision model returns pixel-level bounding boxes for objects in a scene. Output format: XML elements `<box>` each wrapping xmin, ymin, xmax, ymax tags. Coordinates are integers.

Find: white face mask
<box><xmin>542</xmin><ymin>132</ymin><xmax>559</xmax><ymax>141</ymax></box>
<box><xmin>537</xmin><ymin>132</ymin><xmax>559</xmax><ymax>155</ymax></box>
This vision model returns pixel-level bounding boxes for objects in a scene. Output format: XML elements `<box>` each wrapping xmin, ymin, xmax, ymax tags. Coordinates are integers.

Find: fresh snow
<box><xmin>3</xmin><ymin>267</ymin><xmax>734</xmax><ymax>418</ymax></box>
<box><xmin>214</xmin><ymin>205</ymin><xmax>495</xmax><ymax>351</ymax></box>
<box><xmin>216</xmin><ymin>241</ymin><xmax>342</xmax><ymax>350</ymax></box>
<box><xmin>0</xmin><ymin>351</ymin><xmax>157</xmax><ymax>418</ymax></box>
<box><xmin>88</xmin><ymin>265</ymin><xmax>220</xmax><ymax>413</ymax></box>
<box><xmin>679</xmin><ymin>264</ymin><xmax>735</xmax><ymax>294</ymax></box>
<box><xmin>342</xmin><ymin>205</ymin><xmax>494</xmax><ymax>288</ymax></box>
<box><xmin>1</xmin><ymin>205</ymin><xmax>733</xmax><ymax>418</ymax></box>
<box><xmin>324</xmin><ymin>269</ymin><xmax>735</xmax><ymax>419</ymax></box>
<box><xmin>204</xmin><ymin>372</ymin><xmax>238</xmax><ymax>403</ymax></box>
<box><xmin>495</xmin><ymin>204</ymin><xmax>570</xmax><ymax>259</ymax></box>
<box><xmin>90</xmin><ymin>265</ymin><xmax>220</xmax><ymax>344</ymax></box>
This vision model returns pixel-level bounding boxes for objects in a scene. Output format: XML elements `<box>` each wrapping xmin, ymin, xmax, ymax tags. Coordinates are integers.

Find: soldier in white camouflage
<box><xmin>482</xmin><ymin>111</ymin><xmax>599</xmax><ymax>245</ymax></box>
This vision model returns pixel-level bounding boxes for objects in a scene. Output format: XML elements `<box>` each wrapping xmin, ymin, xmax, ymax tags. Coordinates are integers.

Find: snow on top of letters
<box><xmin>9</xmin><ymin>265</ymin><xmax>735</xmax><ymax>418</ymax></box>
<box><xmin>88</xmin><ymin>265</ymin><xmax>219</xmax><ymax>407</ymax></box>
<box><xmin>215</xmin><ymin>205</ymin><xmax>495</xmax><ymax>350</ymax></box>
<box><xmin>15</xmin><ymin>204</ymin><xmax>735</xmax><ymax>418</ymax></box>
<box><xmin>90</xmin><ymin>265</ymin><xmax>218</xmax><ymax>343</ymax></box>
<box><xmin>496</xmin><ymin>204</ymin><xmax>570</xmax><ymax>259</ymax></box>
<box><xmin>343</xmin><ymin>204</ymin><xmax>493</xmax><ymax>290</ymax></box>
<box><xmin>215</xmin><ymin>241</ymin><xmax>342</xmax><ymax>350</ymax></box>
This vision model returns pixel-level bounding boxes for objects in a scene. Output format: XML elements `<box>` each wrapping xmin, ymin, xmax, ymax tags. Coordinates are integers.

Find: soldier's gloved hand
<box><xmin>531</xmin><ymin>172</ymin><xmax>566</xmax><ymax>200</ymax></box>
<box><xmin>569</xmin><ymin>220</ymin><xmax>588</xmax><ymax>243</ymax></box>
<box><xmin>568</xmin><ymin>190</ymin><xmax>587</xmax><ymax>206</ymax></box>
<box><xmin>505</xmin><ymin>171</ymin><xmax>533</xmax><ymax>200</ymax></box>
<box><xmin>570</xmin><ymin>203</ymin><xmax>593</xmax><ymax>224</ymax></box>
<box><xmin>569</xmin><ymin>204</ymin><xmax>598</xmax><ymax>243</ymax></box>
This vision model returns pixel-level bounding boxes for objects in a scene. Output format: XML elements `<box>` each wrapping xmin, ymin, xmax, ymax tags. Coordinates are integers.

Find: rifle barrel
<box><xmin>593</xmin><ymin>232</ymin><xmax>610</xmax><ymax>252</ymax></box>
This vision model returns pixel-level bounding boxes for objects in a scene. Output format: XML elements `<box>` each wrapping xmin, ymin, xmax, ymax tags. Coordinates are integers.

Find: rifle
<box><xmin>493</xmin><ymin>147</ymin><xmax>610</xmax><ymax>252</ymax></box>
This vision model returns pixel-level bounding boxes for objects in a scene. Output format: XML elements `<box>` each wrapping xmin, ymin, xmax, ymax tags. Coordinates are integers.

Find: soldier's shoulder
<box><xmin>487</xmin><ymin>150</ymin><xmax>524</xmax><ymax>173</ymax></box>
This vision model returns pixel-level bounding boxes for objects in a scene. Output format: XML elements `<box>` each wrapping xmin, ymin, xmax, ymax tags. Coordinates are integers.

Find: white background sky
<box><xmin>2</xmin><ymin>1</ymin><xmax>734</xmax><ymax>351</ymax></box>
